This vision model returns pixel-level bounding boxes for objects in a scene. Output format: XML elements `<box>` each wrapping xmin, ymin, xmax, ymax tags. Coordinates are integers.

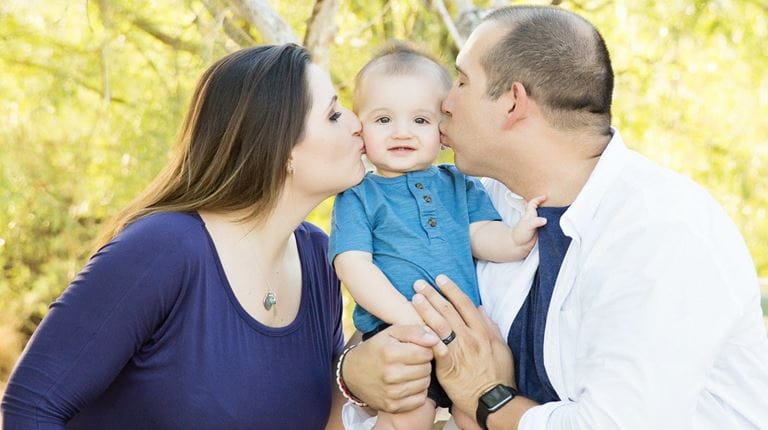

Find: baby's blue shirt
<box><xmin>328</xmin><ymin>164</ymin><xmax>501</xmax><ymax>333</ymax></box>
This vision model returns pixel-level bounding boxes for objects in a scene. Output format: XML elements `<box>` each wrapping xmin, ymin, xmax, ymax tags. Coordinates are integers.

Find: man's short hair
<box><xmin>482</xmin><ymin>6</ymin><xmax>614</xmax><ymax>132</ymax></box>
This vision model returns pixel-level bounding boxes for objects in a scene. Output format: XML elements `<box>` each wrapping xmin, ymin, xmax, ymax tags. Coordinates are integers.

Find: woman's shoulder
<box><xmin>84</xmin><ymin>212</ymin><xmax>205</xmax><ymax>299</ymax></box>
<box><xmin>107</xmin><ymin>211</ymin><xmax>205</xmax><ymax>256</ymax></box>
<box><xmin>295</xmin><ymin>221</ymin><xmax>329</xmax><ymax>247</ymax></box>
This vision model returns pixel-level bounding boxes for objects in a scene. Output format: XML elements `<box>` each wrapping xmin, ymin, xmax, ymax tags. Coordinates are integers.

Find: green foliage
<box><xmin>1</xmin><ymin>0</ymin><xmax>767</xmax><ymax>386</ymax></box>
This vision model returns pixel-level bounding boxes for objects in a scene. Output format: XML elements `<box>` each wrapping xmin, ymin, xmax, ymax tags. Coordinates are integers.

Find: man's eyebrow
<box><xmin>325</xmin><ymin>95</ymin><xmax>338</xmax><ymax>114</ymax></box>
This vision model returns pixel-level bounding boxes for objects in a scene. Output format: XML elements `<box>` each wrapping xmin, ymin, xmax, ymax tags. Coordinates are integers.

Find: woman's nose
<box><xmin>348</xmin><ymin>110</ymin><xmax>362</xmax><ymax>136</ymax></box>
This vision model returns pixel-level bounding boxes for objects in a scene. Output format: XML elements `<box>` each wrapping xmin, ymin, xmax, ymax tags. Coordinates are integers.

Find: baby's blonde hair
<box><xmin>353</xmin><ymin>41</ymin><xmax>452</xmax><ymax>113</ymax></box>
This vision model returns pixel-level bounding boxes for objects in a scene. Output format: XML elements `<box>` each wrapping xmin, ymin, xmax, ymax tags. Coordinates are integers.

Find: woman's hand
<box><xmin>412</xmin><ymin>275</ymin><xmax>516</xmax><ymax>418</ymax></box>
<box><xmin>341</xmin><ymin>325</ymin><xmax>440</xmax><ymax>413</ymax></box>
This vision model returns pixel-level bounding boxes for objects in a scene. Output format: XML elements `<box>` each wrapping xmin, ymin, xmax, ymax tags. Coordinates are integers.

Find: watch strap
<box><xmin>476</xmin><ymin>384</ymin><xmax>517</xmax><ymax>430</ymax></box>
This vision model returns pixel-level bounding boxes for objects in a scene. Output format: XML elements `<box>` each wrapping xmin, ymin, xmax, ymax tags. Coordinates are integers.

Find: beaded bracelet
<box><xmin>335</xmin><ymin>343</ymin><xmax>368</xmax><ymax>407</ymax></box>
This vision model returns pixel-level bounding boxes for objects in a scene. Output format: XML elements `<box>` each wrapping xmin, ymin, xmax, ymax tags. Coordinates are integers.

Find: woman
<box><xmin>1</xmin><ymin>44</ymin><xmax>365</xmax><ymax>429</ymax></box>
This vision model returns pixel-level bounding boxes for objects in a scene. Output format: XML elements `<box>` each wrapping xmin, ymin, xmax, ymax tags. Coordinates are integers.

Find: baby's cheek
<box><xmin>361</xmin><ymin>130</ymin><xmax>382</xmax><ymax>151</ymax></box>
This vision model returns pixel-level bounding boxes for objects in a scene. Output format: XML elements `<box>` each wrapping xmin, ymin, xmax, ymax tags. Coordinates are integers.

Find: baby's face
<box><xmin>356</xmin><ymin>73</ymin><xmax>445</xmax><ymax>177</ymax></box>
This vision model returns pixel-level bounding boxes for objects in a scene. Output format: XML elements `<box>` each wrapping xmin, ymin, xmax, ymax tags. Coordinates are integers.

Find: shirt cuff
<box><xmin>518</xmin><ymin>400</ymin><xmax>571</xmax><ymax>429</ymax></box>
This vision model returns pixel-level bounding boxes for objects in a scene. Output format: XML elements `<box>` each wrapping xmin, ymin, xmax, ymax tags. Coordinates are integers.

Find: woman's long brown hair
<box><xmin>95</xmin><ymin>44</ymin><xmax>312</xmax><ymax>250</ymax></box>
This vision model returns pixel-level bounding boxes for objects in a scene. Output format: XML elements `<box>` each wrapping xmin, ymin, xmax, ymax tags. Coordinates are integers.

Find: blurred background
<box><xmin>1</xmin><ymin>0</ymin><xmax>767</xmax><ymax>394</ymax></box>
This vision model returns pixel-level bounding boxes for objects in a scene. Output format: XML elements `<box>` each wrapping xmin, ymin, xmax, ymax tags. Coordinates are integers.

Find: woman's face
<box><xmin>291</xmin><ymin>64</ymin><xmax>365</xmax><ymax>198</ymax></box>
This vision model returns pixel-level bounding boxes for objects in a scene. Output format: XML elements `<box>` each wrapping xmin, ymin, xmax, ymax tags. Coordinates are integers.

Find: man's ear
<box><xmin>502</xmin><ymin>82</ymin><xmax>528</xmax><ymax>129</ymax></box>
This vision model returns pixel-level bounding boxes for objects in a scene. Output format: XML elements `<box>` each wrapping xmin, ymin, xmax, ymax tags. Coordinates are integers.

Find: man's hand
<box><xmin>412</xmin><ymin>275</ymin><xmax>516</xmax><ymax>417</ymax></box>
<box><xmin>342</xmin><ymin>325</ymin><xmax>440</xmax><ymax>413</ymax></box>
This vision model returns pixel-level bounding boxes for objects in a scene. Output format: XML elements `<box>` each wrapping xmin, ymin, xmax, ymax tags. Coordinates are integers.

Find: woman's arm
<box><xmin>325</xmin><ymin>331</ymin><xmax>363</xmax><ymax>430</ymax></box>
<box><xmin>1</xmin><ymin>218</ymin><xmax>191</xmax><ymax>428</ymax></box>
<box><xmin>470</xmin><ymin>196</ymin><xmax>546</xmax><ymax>262</ymax></box>
<box><xmin>333</xmin><ymin>251</ymin><xmax>422</xmax><ymax>326</ymax></box>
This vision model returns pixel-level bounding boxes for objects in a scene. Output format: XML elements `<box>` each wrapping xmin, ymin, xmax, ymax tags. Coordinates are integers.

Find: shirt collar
<box><xmin>560</xmin><ymin>127</ymin><xmax>630</xmax><ymax>241</ymax></box>
<box><xmin>366</xmin><ymin>165</ymin><xmax>439</xmax><ymax>184</ymax></box>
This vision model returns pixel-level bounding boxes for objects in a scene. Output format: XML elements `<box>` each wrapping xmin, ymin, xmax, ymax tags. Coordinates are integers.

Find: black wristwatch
<box><xmin>476</xmin><ymin>384</ymin><xmax>517</xmax><ymax>430</ymax></box>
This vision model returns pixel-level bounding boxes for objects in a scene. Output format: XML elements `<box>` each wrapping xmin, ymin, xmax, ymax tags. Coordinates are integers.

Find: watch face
<box><xmin>481</xmin><ymin>385</ymin><xmax>513</xmax><ymax>411</ymax></box>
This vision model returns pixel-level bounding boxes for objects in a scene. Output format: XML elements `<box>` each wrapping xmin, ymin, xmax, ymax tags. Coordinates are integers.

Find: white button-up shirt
<box><xmin>478</xmin><ymin>129</ymin><xmax>768</xmax><ymax>429</ymax></box>
<box><xmin>342</xmin><ymin>129</ymin><xmax>768</xmax><ymax>429</ymax></box>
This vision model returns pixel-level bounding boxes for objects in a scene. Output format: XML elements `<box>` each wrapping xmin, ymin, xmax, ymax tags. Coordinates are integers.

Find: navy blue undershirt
<box><xmin>507</xmin><ymin>206</ymin><xmax>571</xmax><ymax>403</ymax></box>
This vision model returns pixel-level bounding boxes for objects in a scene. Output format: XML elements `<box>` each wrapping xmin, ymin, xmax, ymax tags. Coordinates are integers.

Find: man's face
<box><xmin>440</xmin><ymin>22</ymin><xmax>510</xmax><ymax>177</ymax></box>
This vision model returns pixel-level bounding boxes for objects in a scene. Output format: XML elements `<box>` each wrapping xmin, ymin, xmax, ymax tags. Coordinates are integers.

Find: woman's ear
<box><xmin>502</xmin><ymin>82</ymin><xmax>528</xmax><ymax>129</ymax></box>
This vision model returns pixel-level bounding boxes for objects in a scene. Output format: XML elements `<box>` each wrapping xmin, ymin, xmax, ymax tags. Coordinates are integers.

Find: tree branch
<box><xmin>202</xmin><ymin>0</ymin><xmax>257</xmax><ymax>48</ymax></box>
<box><xmin>225</xmin><ymin>0</ymin><xmax>298</xmax><ymax>44</ymax></box>
<box><xmin>304</xmin><ymin>0</ymin><xmax>341</xmax><ymax>70</ymax></box>
<box><xmin>433</xmin><ymin>0</ymin><xmax>464</xmax><ymax>49</ymax></box>
<box><xmin>455</xmin><ymin>3</ymin><xmax>485</xmax><ymax>39</ymax></box>
<box><xmin>97</xmin><ymin>0</ymin><xmax>111</xmax><ymax>107</ymax></box>
<box><xmin>131</xmin><ymin>16</ymin><xmax>203</xmax><ymax>53</ymax></box>
<box><xmin>4</xmin><ymin>59</ymin><xmax>131</xmax><ymax>106</ymax></box>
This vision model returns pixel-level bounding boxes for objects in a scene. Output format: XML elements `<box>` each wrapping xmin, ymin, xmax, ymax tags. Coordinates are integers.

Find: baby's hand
<box><xmin>512</xmin><ymin>195</ymin><xmax>547</xmax><ymax>248</ymax></box>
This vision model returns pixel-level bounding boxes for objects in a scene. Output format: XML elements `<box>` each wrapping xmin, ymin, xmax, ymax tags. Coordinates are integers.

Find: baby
<box><xmin>329</xmin><ymin>43</ymin><xmax>545</xmax><ymax>429</ymax></box>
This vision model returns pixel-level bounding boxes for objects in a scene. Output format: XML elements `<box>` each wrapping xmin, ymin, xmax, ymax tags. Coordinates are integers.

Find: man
<box><xmin>339</xmin><ymin>5</ymin><xmax>768</xmax><ymax>429</ymax></box>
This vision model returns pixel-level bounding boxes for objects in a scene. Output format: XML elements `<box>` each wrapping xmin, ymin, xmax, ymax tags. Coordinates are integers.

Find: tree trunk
<box><xmin>202</xmin><ymin>0</ymin><xmax>258</xmax><ymax>48</ymax></box>
<box><xmin>304</xmin><ymin>0</ymin><xmax>341</xmax><ymax>70</ymax></box>
<box><xmin>226</xmin><ymin>0</ymin><xmax>298</xmax><ymax>44</ymax></box>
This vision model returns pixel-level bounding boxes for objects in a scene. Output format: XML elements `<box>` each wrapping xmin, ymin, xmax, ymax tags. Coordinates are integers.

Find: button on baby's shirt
<box><xmin>427</xmin><ymin>217</ymin><xmax>437</xmax><ymax>227</ymax></box>
<box><xmin>415</xmin><ymin>183</ymin><xmax>424</xmax><ymax>189</ymax></box>
<box><xmin>423</xmin><ymin>195</ymin><xmax>432</xmax><ymax>203</ymax></box>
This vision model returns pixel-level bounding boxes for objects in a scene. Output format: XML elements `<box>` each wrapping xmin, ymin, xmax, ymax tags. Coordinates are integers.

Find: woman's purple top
<box><xmin>1</xmin><ymin>212</ymin><xmax>344</xmax><ymax>429</ymax></box>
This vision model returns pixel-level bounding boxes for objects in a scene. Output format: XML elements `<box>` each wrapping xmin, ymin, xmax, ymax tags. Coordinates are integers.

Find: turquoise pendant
<box><xmin>263</xmin><ymin>292</ymin><xmax>277</xmax><ymax>310</ymax></box>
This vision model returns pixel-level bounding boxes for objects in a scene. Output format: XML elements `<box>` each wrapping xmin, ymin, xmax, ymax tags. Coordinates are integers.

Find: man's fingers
<box><xmin>479</xmin><ymin>306</ymin><xmax>504</xmax><ymax>341</ymax></box>
<box><xmin>389</xmin><ymin>344</ymin><xmax>435</xmax><ymax>366</ymax></box>
<box><xmin>381</xmin><ymin>364</ymin><xmax>432</xmax><ymax>384</ymax></box>
<box><xmin>380</xmin><ymin>391</ymin><xmax>430</xmax><ymax>414</ymax></box>
<box><xmin>433</xmin><ymin>275</ymin><xmax>486</xmax><ymax>331</ymax></box>
<box><xmin>383</xmin><ymin>375</ymin><xmax>431</xmax><ymax>399</ymax></box>
<box><xmin>412</xmin><ymin>292</ymin><xmax>455</xmax><ymax>339</ymax></box>
<box><xmin>384</xmin><ymin>323</ymin><xmax>440</xmax><ymax>348</ymax></box>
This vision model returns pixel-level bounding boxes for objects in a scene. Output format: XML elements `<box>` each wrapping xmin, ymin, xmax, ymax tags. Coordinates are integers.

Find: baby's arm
<box><xmin>470</xmin><ymin>195</ymin><xmax>547</xmax><ymax>263</ymax></box>
<box><xmin>333</xmin><ymin>251</ymin><xmax>423</xmax><ymax>326</ymax></box>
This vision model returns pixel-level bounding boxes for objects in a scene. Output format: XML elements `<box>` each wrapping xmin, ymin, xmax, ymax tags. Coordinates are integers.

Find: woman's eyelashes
<box><xmin>329</xmin><ymin>111</ymin><xmax>342</xmax><ymax>122</ymax></box>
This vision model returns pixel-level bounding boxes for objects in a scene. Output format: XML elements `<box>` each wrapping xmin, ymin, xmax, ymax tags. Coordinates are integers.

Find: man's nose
<box><xmin>441</xmin><ymin>95</ymin><xmax>453</xmax><ymax>117</ymax></box>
